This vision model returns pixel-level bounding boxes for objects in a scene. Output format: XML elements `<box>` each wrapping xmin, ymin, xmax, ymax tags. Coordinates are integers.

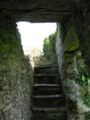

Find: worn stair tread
<box><xmin>34</xmin><ymin>65</ymin><xmax>58</xmax><ymax>69</ymax></box>
<box><xmin>34</xmin><ymin>66</ymin><xmax>59</xmax><ymax>74</ymax></box>
<box><xmin>34</xmin><ymin>73</ymin><xmax>58</xmax><ymax>77</ymax></box>
<box><xmin>33</xmin><ymin>84</ymin><xmax>60</xmax><ymax>87</ymax></box>
<box><xmin>32</xmin><ymin>107</ymin><xmax>65</xmax><ymax>111</ymax></box>
<box><xmin>33</xmin><ymin>94</ymin><xmax>64</xmax><ymax>98</ymax></box>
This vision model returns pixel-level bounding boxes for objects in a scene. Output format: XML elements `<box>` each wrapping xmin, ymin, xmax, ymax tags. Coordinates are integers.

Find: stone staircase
<box><xmin>31</xmin><ymin>65</ymin><xmax>67</xmax><ymax>120</ymax></box>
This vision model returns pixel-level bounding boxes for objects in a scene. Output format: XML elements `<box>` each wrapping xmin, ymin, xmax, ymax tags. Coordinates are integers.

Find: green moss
<box><xmin>64</xmin><ymin>26</ymin><xmax>79</xmax><ymax>52</ymax></box>
<box><xmin>85</xmin><ymin>113</ymin><xmax>90</xmax><ymax>120</ymax></box>
<box><xmin>84</xmin><ymin>95</ymin><xmax>90</xmax><ymax>107</ymax></box>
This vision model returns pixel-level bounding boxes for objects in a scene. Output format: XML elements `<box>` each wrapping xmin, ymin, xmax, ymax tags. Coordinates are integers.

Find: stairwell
<box><xmin>31</xmin><ymin>65</ymin><xmax>67</xmax><ymax>120</ymax></box>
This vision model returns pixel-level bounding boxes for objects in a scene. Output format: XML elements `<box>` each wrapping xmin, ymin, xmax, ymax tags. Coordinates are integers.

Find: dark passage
<box><xmin>31</xmin><ymin>65</ymin><xmax>67</xmax><ymax>120</ymax></box>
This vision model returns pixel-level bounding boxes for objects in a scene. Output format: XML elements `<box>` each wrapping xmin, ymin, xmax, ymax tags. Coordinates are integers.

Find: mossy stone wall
<box><xmin>56</xmin><ymin>13</ymin><xmax>90</xmax><ymax>120</ymax></box>
<box><xmin>0</xmin><ymin>15</ymin><xmax>33</xmax><ymax>120</ymax></box>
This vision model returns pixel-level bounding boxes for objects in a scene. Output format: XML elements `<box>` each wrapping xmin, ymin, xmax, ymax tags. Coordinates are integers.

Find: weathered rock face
<box><xmin>56</xmin><ymin>15</ymin><xmax>90</xmax><ymax>120</ymax></box>
<box><xmin>0</xmin><ymin>0</ymin><xmax>76</xmax><ymax>22</ymax></box>
<box><xmin>79</xmin><ymin>10</ymin><xmax>90</xmax><ymax>74</ymax></box>
<box><xmin>0</xmin><ymin>15</ymin><xmax>33</xmax><ymax>120</ymax></box>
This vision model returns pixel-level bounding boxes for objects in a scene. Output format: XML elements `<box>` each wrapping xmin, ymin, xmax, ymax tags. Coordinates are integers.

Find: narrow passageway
<box><xmin>31</xmin><ymin>65</ymin><xmax>67</xmax><ymax>120</ymax></box>
<box><xmin>0</xmin><ymin>1</ymin><xmax>90</xmax><ymax>120</ymax></box>
<box><xmin>17</xmin><ymin>22</ymin><xmax>65</xmax><ymax>120</ymax></box>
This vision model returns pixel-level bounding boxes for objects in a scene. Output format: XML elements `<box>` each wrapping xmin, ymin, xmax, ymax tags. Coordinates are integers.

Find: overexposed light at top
<box><xmin>17</xmin><ymin>22</ymin><xmax>56</xmax><ymax>55</ymax></box>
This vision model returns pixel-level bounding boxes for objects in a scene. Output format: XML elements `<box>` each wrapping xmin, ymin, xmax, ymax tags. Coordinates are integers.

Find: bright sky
<box><xmin>17</xmin><ymin>22</ymin><xmax>56</xmax><ymax>55</ymax></box>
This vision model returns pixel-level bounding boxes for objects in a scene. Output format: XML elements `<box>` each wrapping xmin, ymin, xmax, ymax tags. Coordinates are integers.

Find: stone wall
<box><xmin>56</xmin><ymin>15</ymin><xmax>90</xmax><ymax>120</ymax></box>
<box><xmin>0</xmin><ymin>15</ymin><xmax>33</xmax><ymax>120</ymax></box>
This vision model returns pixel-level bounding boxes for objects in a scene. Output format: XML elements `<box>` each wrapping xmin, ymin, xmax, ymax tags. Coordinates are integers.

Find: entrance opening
<box><xmin>17</xmin><ymin>22</ymin><xmax>57</xmax><ymax>67</ymax></box>
<box><xmin>16</xmin><ymin>22</ymin><xmax>67</xmax><ymax>120</ymax></box>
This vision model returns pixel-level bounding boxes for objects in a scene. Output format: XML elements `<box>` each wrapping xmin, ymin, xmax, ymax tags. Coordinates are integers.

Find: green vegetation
<box><xmin>85</xmin><ymin>113</ymin><xmax>90</xmax><ymax>120</ymax></box>
<box><xmin>64</xmin><ymin>26</ymin><xmax>79</xmax><ymax>52</ymax></box>
<box><xmin>43</xmin><ymin>32</ymin><xmax>57</xmax><ymax>64</ymax></box>
<box><xmin>62</xmin><ymin>21</ymin><xmax>90</xmax><ymax>120</ymax></box>
<box><xmin>77</xmin><ymin>62</ymin><xmax>90</xmax><ymax>107</ymax></box>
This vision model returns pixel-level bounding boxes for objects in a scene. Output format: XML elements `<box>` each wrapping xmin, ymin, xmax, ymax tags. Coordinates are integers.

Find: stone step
<box><xmin>33</xmin><ymin>84</ymin><xmax>60</xmax><ymax>87</ymax></box>
<box><xmin>33</xmin><ymin>86</ymin><xmax>62</xmax><ymax>95</ymax></box>
<box><xmin>33</xmin><ymin>84</ymin><xmax>63</xmax><ymax>95</ymax></box>
<box><xmin>32</xmin><ymin>110</ymin><xmax>67</xmax><ymax>120</ymax></box>
<box><xmin>32</xmin><ymin>95</ymin><xmax>65</xmax><ymax>107</ymax></box>
<box><xmin>34</xmin><ymin>73</ymin><xmax>58</xmax><ymax>77</ymax></box>
<box><xmin>32</xmin><ymin>94</ymin><xmax>63</xmax><ymax>98</ymax></box>
<box><xmin>34</xmin><ymin>74</ymin><xmax>60</xmax><ymax>84</ymax></box>
<box><xmin>34</xmin><ymin>65</ymin><xmax>59</xmax><ymax>74</ymax></box>
<box><xmin>32</xmin><ymin>107</ymin><xmax>66</xmax><ymax>112</ymax></box>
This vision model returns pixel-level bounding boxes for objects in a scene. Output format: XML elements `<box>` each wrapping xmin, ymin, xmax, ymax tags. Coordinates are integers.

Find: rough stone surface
<box><xmin>56</xmin><ymin>20</ymin><xmax>90</xmax><ymax>120</ymax></box>
<box><xmin>0</xmin><ymin>15</ymin><xmax>33</xmax><ymax>120</ymax></box>
<box><xmin>0</xmin><ymin>0</ymin><xmax>77</xmax><ymax>22</ymax></box>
